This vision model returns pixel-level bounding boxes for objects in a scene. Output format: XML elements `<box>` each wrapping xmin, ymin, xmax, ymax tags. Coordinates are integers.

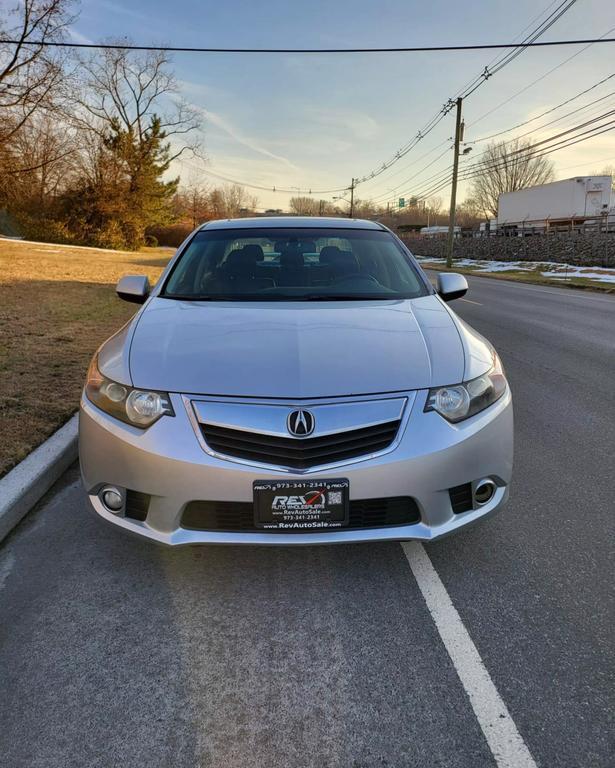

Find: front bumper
<box><xmin>79</xmin><ymin>388</ymin><xmax>513</xmax><ymax>546</ymax></box>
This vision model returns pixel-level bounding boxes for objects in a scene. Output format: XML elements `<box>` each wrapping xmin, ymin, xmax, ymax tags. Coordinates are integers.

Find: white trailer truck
<box><xmin>497</xmin><ymin>176</ymin><xmax>613</xmax><ymax>233</ymax></box>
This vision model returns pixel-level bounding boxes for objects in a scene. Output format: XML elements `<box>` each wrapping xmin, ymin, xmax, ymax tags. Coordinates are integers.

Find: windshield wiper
<box><xmin>292</xmin><ymin>294</ymin><xmax>397</xmax><ymax>301</ymax></box>
<box><xmin>161</xmin><ymin>294</ymin><xmax>246</xmax><ymax>301</ymax></box>
<box><xmin>161</xmin><ymin>293</ymin><xmax>401</xmax><ymax>302</ymax></box>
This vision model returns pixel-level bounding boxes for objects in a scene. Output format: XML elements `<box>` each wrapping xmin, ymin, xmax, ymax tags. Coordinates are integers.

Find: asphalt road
<box><xmin>1</xmin><ymin>275</ymin><xmax>614</xmax><ymax>768</ymax></box>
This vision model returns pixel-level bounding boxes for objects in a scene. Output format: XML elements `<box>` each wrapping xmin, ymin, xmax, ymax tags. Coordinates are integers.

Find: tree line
<box><xmin>0</xmin><ymin>0</ymin><xmax>263</xmax><ymax>249</ymax></box>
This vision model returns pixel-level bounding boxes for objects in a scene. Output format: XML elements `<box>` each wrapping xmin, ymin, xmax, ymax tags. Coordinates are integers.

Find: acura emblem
<box><xmin>287</xmin><ymin>409</ymin><xmax>315</xmax><ymax>437</ymax></box>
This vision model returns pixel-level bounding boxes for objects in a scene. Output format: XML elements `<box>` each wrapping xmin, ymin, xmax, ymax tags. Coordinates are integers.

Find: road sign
<box><xmin>399</xmin><ymin>198</ymin><xmax>405</xmax><ymax>208</ymax></box>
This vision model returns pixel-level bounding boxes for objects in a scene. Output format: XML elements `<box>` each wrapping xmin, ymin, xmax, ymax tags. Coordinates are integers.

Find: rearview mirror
<box><xmin>116</xmin><ymin>275</ymin><xmax>150</xmax><ymax>304</ymax></box>
<box><xmin>437</xmin><ymin>272</ymin><xmax>468</xmax><ymax>302</ymax></box>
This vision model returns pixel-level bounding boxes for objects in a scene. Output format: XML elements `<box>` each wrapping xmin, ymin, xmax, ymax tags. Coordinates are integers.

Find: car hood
<box><xmin>123</xmin><ymin>295</ymin><xmax>469</xmax><ymax>398</ymax></box>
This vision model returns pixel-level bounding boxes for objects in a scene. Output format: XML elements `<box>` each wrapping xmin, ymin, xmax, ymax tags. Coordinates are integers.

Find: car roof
<box><xmin>200</xmin><ymin>216</ymin><xmax>386</xmax><ymax>231</ymax></box>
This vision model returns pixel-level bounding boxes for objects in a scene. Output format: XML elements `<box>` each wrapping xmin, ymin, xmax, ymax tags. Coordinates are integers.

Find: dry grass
<box><xmin>0</xmin><ymin>239</ymin><xmax>172</xmax><ymax>477</ymax></box>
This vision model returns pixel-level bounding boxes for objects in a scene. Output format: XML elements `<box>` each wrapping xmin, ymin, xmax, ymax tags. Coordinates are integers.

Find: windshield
<box><xmin>161</xmin><ymin>227</ymin><xmax>429</xmax><ymax>301</ymax></box>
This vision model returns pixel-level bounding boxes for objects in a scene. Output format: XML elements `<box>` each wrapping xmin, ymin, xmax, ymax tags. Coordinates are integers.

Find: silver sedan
<box><xmin>79</xmin><ymin>217</ymin><xmax>513</xmax><ymax>545</ymax></box>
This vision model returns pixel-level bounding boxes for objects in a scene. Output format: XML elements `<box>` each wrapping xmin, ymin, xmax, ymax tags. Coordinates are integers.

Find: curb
<box><xmin>0</xmin><ymin>414</ymin><xmax>79</xmax><ymax>543</ymax></box>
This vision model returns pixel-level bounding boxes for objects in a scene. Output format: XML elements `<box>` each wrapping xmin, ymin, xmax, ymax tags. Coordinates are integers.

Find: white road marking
<box><xmin>460</xmin><ymin>297</ymin><xmax>483</xmax><ymax>305</ymax></box>
<box><xmin>402</xmin><ymin>542</ymin><xmax>537</xmax><ymax>768</ymax></box>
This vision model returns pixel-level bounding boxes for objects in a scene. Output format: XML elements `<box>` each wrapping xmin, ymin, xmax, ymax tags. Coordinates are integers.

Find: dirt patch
<box><xmin>0</xmin><ymin>240</ymin><xmax>171</xmax><ymax>477</ymax></box>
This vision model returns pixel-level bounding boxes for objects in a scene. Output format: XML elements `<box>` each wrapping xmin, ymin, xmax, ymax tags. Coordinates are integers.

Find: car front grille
<box><xmin>200</xmin><ymin>420</ymin><xmax>401</xmax><ymax>469</ymax></box>
<box><xmin>181</xmin><ymin>496</ymin><xmax>420</xmax><ymax>532</ymax></box>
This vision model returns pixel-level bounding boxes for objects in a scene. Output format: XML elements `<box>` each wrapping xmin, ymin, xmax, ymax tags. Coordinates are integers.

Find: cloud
<box><xmin>91</xmin><ymin>1</ymin><xmax>150</xmax><ymax>21</ymax></box>
<box><xmin>304</xmin><ymin>107</ymin><xmax>380</xmax><ymax>141</ymax></box>
<box><xmin>199</xmin><ymin>108</ymin><xmax>298</xmax><ymax>169</ymax></box>
<box><xmin>68</xmin><ymin>27</ymin><xmax>94</xmax><ymax>45</ymax></box>
<box><xmin>177</xmin><ymin>80</ymin><xmax>234</xmax><ymax>102</ymax></box>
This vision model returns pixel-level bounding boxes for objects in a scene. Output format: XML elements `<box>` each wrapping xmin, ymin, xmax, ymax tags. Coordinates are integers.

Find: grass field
<box><xmin>0</xmin><ymin>239</ymin><xmax>172</xmax><ymax>478</ymax></box>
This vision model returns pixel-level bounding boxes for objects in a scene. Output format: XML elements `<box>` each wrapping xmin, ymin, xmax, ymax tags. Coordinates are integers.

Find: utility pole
<box><xmin>446</xmin><ymin>97</ymin><xmax>463</xmax><ymax>268</ymax></box>
<box><xmin>349</xmin><ymin>178</ymin><xmax>355</xmax><ymax>218</ymax></box>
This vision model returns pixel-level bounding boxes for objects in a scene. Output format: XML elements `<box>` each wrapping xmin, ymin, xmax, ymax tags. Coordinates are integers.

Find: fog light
<box><xmin>474</xmin><ymin>479</ymin><xmax>496</xmax><ymax>506</ymax></box>
<box><xmin>100</xmin><ymin>486</ymin><xmax>123</xmax><ymax>513</ymax></box>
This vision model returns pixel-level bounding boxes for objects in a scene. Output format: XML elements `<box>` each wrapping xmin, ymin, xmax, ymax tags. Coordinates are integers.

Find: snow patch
<box><xmin>416</xmin><ymin>256</ymin><xmax>615</xmax><ymax>285</ymax></box>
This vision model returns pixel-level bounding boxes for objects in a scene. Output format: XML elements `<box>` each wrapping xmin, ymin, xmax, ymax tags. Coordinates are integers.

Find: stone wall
<box><xmin>400</xmin><ymin>233</ymin><xmax>615</xmax><ymax>268</ymax></box>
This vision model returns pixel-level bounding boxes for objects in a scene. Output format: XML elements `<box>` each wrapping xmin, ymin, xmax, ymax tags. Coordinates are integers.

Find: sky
<box><xmin>69</xmin><ymin>0</ymin><xmax>615</xmax><ymax>210</ymax></box>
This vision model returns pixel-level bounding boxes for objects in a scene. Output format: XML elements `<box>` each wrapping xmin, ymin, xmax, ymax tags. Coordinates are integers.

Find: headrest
<box><xmin>318</xmin><ymin>246</ymin><xmax>342</xmax><ymax>264</ymax></box>
<box><xmin>321</xmin><ymin>248</ymin><xmax>359</xmax><ymax>273</ymax></box>
<box><xmin>280</xmin><ymin>251</ymin><xmax>304</xmax><ymax>269</ymax></box>
<box><xmin>241</xmin><ymin>244</ymin><xmax>264</xmax><ymax>261</ymax></box>
<box><xmin>225</xmin><ymin>245</ymin><xmax>263</xmax><ymax>269</ymax></box>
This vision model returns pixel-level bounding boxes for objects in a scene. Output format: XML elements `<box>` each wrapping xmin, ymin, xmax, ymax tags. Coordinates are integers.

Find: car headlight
<box><xmin>425</xmin><ymin>354</ymin><xmax>507</xmax><ymax>423</ymax></box>
<box><xmin>85</xmin><ymin>357</ymin><xmax>174</xmax><ymax>427</ymax></box>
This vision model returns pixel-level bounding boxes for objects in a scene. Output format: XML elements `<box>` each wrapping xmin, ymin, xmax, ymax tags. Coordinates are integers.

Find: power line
<box><xmin>365</xmin><ymin>27</ymin><xmax>613</xmax><ymax>203</ymax></box>
<box><xmin>467</xmin><ymin>71</ymin><xmax>615</xmax><ymax>143</ymax></box>
<box><xmin>1</xmin><ymin>36</ymin><xmax>614</xmax><ymax>54</ymax></box>
<box><xmin>377</xmin><ymin>81</ymin><xmax>615</xmax><ymax>206</ymax></box>
<box><xmin>369</xmin><ymin>145</ymin><xmax>454</xmax><ymax>203</ymax></box>
<box><xmin>502</xmin><ymin>92</ymin><xmax>615</xmax><ymax>143</ymax></box>
<box><xmin>17</xmin><ymin>5</ymin><xmax>598</xmax><ymax>204</ymax></box>
<box><xmin>177</xmin><ymin>160</ymin><xmax>348</xmax><ymax>195</ymax></box>
<box><xmin>485</xmin><ymin>0</ymin><xmax>578</xmax><ymax>76</ymax></box>
<box><xmin>354</xmin><ymin>0</ymin><xmax>580</xmax><ymax>186</ymax></box>
<box><xmin>451</xmin><ymin>0</ymin><xmax>563</xmax><ymax>96</ymax></box>
<box><xmin>454</xmin><ymin>123</ymin><xmax>615</xmax><ymax>188</ymax></box>
<box><xmin>427</xmin><ymin>121</ymin><xmax>615</xmax><ymax>196</ymax></box>
<box><xmin>467</xmin><ymin>25</ymin><xmax>615</xmax><ymax>128</ymax></box>
<box><xmin>382</xmin><ymin>114</ymin><xmax>615</xmax><ymax>207</ymax></box>
<box><xmin>360</xmin><ymin>139</ymin><xmax>453</xmax><ymax>193</ymax></box>
<box><xmin>371</xmin><ymin>89</ymin><xmax>615</xmax><ymax>203</ymax></box>
<box><xmin>459</xmin><ymin>108</ymin><xmax>615</xmax><ymax>176</ymax></box>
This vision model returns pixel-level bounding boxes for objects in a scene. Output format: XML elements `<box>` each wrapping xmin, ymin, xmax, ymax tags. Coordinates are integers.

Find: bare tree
<box><xmin>68</xmin><ymin>45</ymin><xmax>202</xmax><ymax>159</ymax></box>
<box><xmin>0</xmin><ymin>0</ymin><xmax>74</xmax><ymax>145</ymax></box>
<box><xmin>425</xmin><ymin>196</ymin><xmax>443</xmax><ymax>224</ymax></box>
<box><xmin>470</xmin><ymin>139</ymin><xmax>555</xmax><ymax>217</ymax></box>
<box><xmin>208</xmin><ymin>187</ymin><xmax>226</xmax><ymax>218</ymax></box>
<box><xmin>204</xmin><ymin>184</ymin><xmax>257</xmax><ymax>219</ymax></box>
<box><xmin>289</xmin><ymin>196</ymin><xmax>319</xmax><ymax>215</ymax></box>
<box><xmin>187</xmin><ymin>183</ymin><xmax>210</xmax><ymax>228</ymax></box>
<box><xmin>455</xmin><ymin>197</ymin><xmax>483</xmax><ymax>228</ymax></box>
<box><xmin>218</xmin><ymin>184</ymin><xmax>257</xmax><ymax>217</ymax></box>
<box><xmin>594</xmin><ymin>166</ymin><xmax>615</xmax><ymax>192</ymax></box>
<box><xmin>2</xmin><ymin>112</ymin><xmax>77</xmax><ymax>204</ymax></box>
<box><xmin>175</xmin><ymin>180</ymin><xmax>210</xmax><ymax>228</ymax></box>
<box><xmin>352</xmin><ymin>198</ymin><xmax>381</xmax><ymax>218</ymax></box>
<box><xmin>57</xmin><ymin>45</ymin><xmax>205</xmax><ymax>248</ymax></box>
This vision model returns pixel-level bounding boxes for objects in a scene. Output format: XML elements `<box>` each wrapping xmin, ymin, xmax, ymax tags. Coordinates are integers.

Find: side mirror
<box><xmin>437</xmin><ymin>272</ymin><xmax>468</xmax><ymax>302</ymax></box>
<box><xmin>116</xmin><ymin>275</ymin><xmax>150</xmax><ymax>304</ymax></box>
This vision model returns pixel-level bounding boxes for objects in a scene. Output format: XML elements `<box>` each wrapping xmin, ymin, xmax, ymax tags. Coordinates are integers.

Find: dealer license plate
<box><xmin>253</xmin><ymin>478</ymin><xmax>349</xmax><ymax>531</ymax></box>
